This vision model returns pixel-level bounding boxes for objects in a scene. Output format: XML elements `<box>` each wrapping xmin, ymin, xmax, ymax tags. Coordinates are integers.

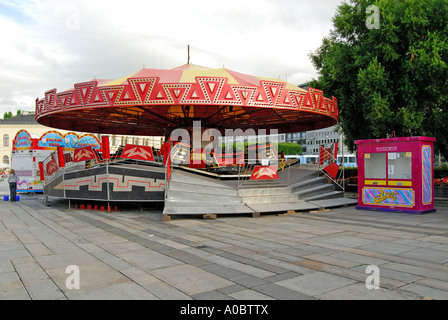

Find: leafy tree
<box><xmin>309</xmin><ymin>0</ymin><xmax>448</xmax><ymax>158</ymax></box>
<box><xmin>221</xmin><ymin>142</ymin><xmax>302</xmax><ymax>156</ymax></box>
<box><xmin>277</xmin><ymin>143</ymin><xmax>303</xmax><ymax>155</ymax></box>
<box><xmin>3</xmin><ymin>112</ymin><xmax>12</xmax><ymax>119</ymax></box>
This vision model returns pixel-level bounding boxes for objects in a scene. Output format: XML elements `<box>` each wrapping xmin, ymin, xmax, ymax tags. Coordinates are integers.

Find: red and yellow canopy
<box><xmin>36</xmin><ymin>64</ymin><xmax>338</xmax><ymax>136</ymax></box>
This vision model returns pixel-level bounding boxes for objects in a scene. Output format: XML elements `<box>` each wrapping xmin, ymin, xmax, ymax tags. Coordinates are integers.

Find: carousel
<box><xmin>35</xmin><ymin>62</ymin><xmax>349</xmax><ymax>218</ymax></box>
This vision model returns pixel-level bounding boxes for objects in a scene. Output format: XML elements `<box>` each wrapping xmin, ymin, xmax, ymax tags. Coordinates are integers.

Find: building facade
<box><xmin>305</xmin><ymin>125</ymin><xmax>350</xmax><ymax>155</ymax></box>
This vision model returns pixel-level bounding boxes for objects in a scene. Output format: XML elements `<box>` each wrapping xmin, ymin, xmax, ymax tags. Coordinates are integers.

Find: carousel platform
<box><xmin>162</xmin><ymin>165</ymin><xmax>357</xmax><ymax>220</ymax></box>
<box><xmin>43</xmin><ymin>159</ymin><xmax>166</xmax><ymax>203</ymax></box>
<box><xmin>42</xmin><ymin>157</ymin><xmax>356</xmax><ymax>219</ymax></box>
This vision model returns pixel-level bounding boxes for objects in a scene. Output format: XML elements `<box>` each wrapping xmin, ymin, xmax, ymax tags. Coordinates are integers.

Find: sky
<box><xmin>0</xmin><ymin>0</ymin><xmax>343</xmax><ymax>117</ymax></box>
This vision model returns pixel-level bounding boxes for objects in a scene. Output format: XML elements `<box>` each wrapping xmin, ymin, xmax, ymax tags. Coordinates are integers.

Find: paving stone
<box><xmin>294</xmin><ymin>243</ymin><xmax>339</xmax><ymax>255</ymax></box>
<box><xmin>0</xmin><ymin>257</ymin><xmax>15</xmax><ymax>274</ymax></box>
<box><xmin>0</xmin><ymin>271</ymin><xmax>27</xmax><ymax>298</ymax></box>
<box><xmin>275</xmin><ymin>271</ymin><xmax>356</xmax><ymax>296</ymax></box>
<box><xmin>205</xmin><ymin>254</ymin><xmax>276</xmax><ymax>279</ymax></box>
<box><xmin>118</xmin><ymin>250</ymin><xmax>184</xmax><ymax>270</ymax></box>
<box><xmin>359</xmin><ymin>242</ymin><xmax>417</xmax><ymax>255</ymax></box>
<box><xmin>317</xmin><ymin>283</ymin><xmax>423</xmax><ymax>300</ymax></box>
<box><xmin>142</xmin><ymin>281</ymin><xmax>192</xmax><ymax>300</ymax></box>
<box><xmin>219</xmin><ymin>245</ymin><xmax>259</xmax><ymax>258</ymax></box>
<box><xmin>98</xmin><ymin>241</ymin><xmax>149</xmax><ymax>255</ymax></box>
<box><xmin>150</xmin><ymin>264</ymin><xmax>235</xmax><ymax>296</ymax></box>
<box><xmin>201</xmin><ymin>264</ymin><xmax>267</xmax><ymax>288</ymax></box>
<box><xmin>155</xmin><ymin>238</ymin><xmax>191</xmax><ymax>250</ymax></box>
<box><xmin>302</xmin><ymin>253</ymin><xmax>361</xmax><ymax>268</ymax></box>
<box><xmin>163</xmin><ymin>249</ymin><xmax>213</xmax><ymax>267</ymax></box>
<box><xmin>400</xmin><ymin>283</ymin><xmax>448</xmax><ymax>300</ymax></box>
<box><xmin>415</xmin><ymin>278</ymin><xmax>448</xmax><ymax>292</ymax></box>
<box><xmin>229</xmin><ymin>289</ymin><xmax>275</xmax><ymax>300</ymax></box>
<box><xmin>92</xmin><ymin>250</ymin><xmax>134</xmax><ymax>271</ymax></box>
<box><xmin>380</xmin><ymin>262</ymin><xmax>448</xmax><ymax>281</ymax></box>
<box><xmin>193</xmin><ymin>290</ymin><xmax>234</xmax><ymax>300</ymax></box>
<box><xmin>330</xmin><ymin>252</ymin><xmax>390</xmax><ymax>267</ymax></box>
<box><xmin>351</xmin><ymin>265</ymin><xmax>423</xmax><ymax>283</ymax></box>
<box><xmin>217</xmin><ymin>252</ymin><xmax>289</xmax><ymax>274</ymax></box>
<box><xmin>374</xmin><ymin>253</ymin><xmax>448</xmax><ymax>272</ymax></box>
<box><xmin>0</xmin><ymin>230</ymin><xmax>18</xmax><ymax>242</ymax></box>
<box><xmin>0</xmin><ymin>241</ymin><xmax>25</xmax><ymax>252</ymax></box>
<box><xmin>217</xmin><ymin>284</ymin><xmax>247</xmax><ymax>295</ymax></box>
<box><xmin>35</xmin><ymin>251</ymin><xmax>98</xmax><ymax>269</ymax></box>
<box><xmin>23</xmin><ymin>242</ymin><xmax>53</xmax><ymax>257</ymax></box>
<box><xmin>262</xmin><ymin>258</ymin><xmax>314</xmax><ymax>274</ymax></box>
<box><xmin>65</xmin><ymin>282</ymin><xmax>159</xmax><ymax>300</ymax></box>
<box><xmin>0</xmin><ymin>248</ymin><xmax>31</xmax><ymax>260</ymax></box>
<box><xmin>46</xmin><ymin>261</ymin><xmax>131</xmax><ymax>292</ymax></box>
<box><xmin>11</xmin><ymin>256</ymin><xmax>52</xmax><ymax>286</ymax></box>
<box><xmin>26</xmin><ymin>282</ymin><xmax>67</xmax><ymax>300</ymax></box>
<box><xmin>398</xmin><ymin>248</ymin><xmax>448</xmax><ymax>264</ymax></box>
<box><xmin>120</xmin><ymin>267</ymin><xmax>162</xmax><ymax>287</ymax></box>
<box><xmin>395</xmin><ymin>239</ymin><xmax>440</xmax><ymax>248</ymax></box>
<box><xmin>251</xmin><ymin>283</ymin><xmax>316</xmax><ymax>300</ymax></box>
<box><xmin>318</xmin><ymin>235</ymin><xmax>377</xmax><ymax>248</ymax></box>
<box><xmin>2</xmin><ymin>196</ymin><xmax>448</xmax><ymax>300</ymax></box>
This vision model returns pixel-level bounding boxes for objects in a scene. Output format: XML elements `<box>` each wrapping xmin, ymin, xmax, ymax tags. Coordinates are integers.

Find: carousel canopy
<box><xmin>35</xmin><ymin>64</ymin><xmax>338</xmax><ymax>136</ymax></box>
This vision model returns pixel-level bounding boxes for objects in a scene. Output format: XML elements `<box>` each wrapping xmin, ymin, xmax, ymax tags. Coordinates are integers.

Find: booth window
<box><xmin>364</xmin><ymin>153</ymin><xmax>386</xmax><ymax>179</ymax></box>
<box><xmin>388</xmin><ymin>152</ymin><xmax>412</xmax><ymax>179</ymax></box>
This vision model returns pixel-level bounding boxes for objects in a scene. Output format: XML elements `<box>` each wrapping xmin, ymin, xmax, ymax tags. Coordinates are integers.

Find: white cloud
<box><xmin>0</xmin><ymin>0</ymin><xmax>341</xmax><ymax>116</ymax></box>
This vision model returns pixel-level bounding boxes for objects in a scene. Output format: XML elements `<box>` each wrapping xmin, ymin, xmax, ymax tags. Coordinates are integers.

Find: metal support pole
<box><xmin>341</xmin><ymin>131</ymin><xmax>345</xmax><ymax>192</ymax></box>
<box><xmin>106</xmin><ymin>161</ymin><xmax>110</xmax><ymax>212</ymax></box>
<box><xmin>287</xmin><ymin>160</ymin><xmax>291</xmax><ymax>185</ymax></box>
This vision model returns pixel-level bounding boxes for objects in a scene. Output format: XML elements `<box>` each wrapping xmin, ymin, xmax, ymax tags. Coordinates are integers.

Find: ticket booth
<box><xmin>355</xmin><ymin>136</ymin><xmax>436</xmax><ymax>214</ymax></box>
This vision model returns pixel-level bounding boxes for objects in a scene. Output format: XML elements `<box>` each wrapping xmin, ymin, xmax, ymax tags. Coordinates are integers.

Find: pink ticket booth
<box><xmin>355</xmin><ymin>136</ymin><xmax>436</xmax><ymax>214</ymax></box>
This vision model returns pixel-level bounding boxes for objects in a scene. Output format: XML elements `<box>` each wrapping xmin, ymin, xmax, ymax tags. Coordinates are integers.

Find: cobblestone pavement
<box><xmin>1</xmin><ymin>194</ymin><xmax>448</xmax><ymax>301</ymax></box>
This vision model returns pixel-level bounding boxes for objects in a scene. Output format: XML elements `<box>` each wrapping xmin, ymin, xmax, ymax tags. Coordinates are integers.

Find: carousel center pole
<box><xmin>187</xmin><ymin>45</ymin><xmax>190</xmax><ymax>64</ymax></box>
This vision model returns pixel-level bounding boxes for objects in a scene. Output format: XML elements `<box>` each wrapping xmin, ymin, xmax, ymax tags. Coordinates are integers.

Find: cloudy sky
<box><xmin>0</xmin><ymin>0</ymin><xmax>343</xmax><ymax>117</ymax></box>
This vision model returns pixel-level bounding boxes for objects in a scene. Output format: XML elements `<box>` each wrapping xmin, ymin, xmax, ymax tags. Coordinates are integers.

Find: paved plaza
<box><xmin>1</xmin><ymin>185</ymin><xmax>448</xmax><ymax>301</ymax></box>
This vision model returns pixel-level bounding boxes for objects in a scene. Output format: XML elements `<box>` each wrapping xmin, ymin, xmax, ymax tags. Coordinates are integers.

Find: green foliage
<box><xmin>221</xmin><ymin>142</ymin><xmax>302</xmax><ymax>156</ymax></box>
<box><xmin>309</xmin><ymin>0</ymin><xmax>448</xmax><ymax>159</ymax></box>
<box><xmin>2</xmin><ymin>110</ymin><xmax>25</xmax><ymax>119</ymax></box>
<box><xmin>435</xmin><ymin>166</ymin><xmax>448</xmax><ymax>179</ymax></box>
<box><xmin>3</xmin><ymin>111</ymin><xmax>12</xmax><ymax>119</ymax></box>
<box><xmin>277</xmin><ymin>143</ymin><xmax>303</xmax><ymax>156</ymax></box>
<box><xmin>339</xmin><ymin>167</ymin><xmax>358</xmax><ymax>178</ymax></box>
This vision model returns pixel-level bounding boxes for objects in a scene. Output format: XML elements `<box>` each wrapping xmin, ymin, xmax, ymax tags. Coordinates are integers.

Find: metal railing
<box><xmin>237</xmin><ymin>157</ymin><xmax>293</xmax><ymax>190</ymax></box>
<box><xmin>237</xmin><ymin>159</ymin><xmax>256</xmax><ymax>188</ymax></box>
<box><xmin>164</xmin><ymin>147</ymin><xmax>173</xmax><ymax>200</ymax></box>
<box><xmin>41</xmin><ymin>146</ymin><xmax>165</xmax><ymax>186</ymax></box>
<box><xmin>318</xmin><ymin>144</ymin><xmax>345</xmax><ymax>191</ymax></box>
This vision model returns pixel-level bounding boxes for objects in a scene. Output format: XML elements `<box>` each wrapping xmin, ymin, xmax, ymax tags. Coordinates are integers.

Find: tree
<box><xmin>277</xmin><ymin>143</ymin><xmax>303</xmax><ymax>156</ymax></box>
<box><xmin>309</xmin><ymin>0</ymin><xmax>448</xmax><ymax>159</ymax></box>
<box><xmin>3</xmin><ymin>112</ymin><xmax>12</xmax><ymax>119</ymax></box>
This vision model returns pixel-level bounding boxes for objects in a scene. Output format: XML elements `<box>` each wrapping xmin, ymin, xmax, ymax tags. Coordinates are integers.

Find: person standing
<box><xmin>280</xmin><ymin>151</ymin><xmax>285</xmax><ymax>171</ymax></box>
<box><xmin>8</xmin><ymin>169</ymin><xmax>18</xmax><ymax>202</ymax></box>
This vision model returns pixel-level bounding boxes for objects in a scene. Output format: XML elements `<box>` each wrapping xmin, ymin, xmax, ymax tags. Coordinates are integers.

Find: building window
<box><xmin>3</xmin><ymin>134</ymin><xmax>9</xmax><ymax>147</ymax></box>
<box><xmin>3</xmin><ymin>155</ymin><xmax>9</xmax><ymax>164</ymax></box>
